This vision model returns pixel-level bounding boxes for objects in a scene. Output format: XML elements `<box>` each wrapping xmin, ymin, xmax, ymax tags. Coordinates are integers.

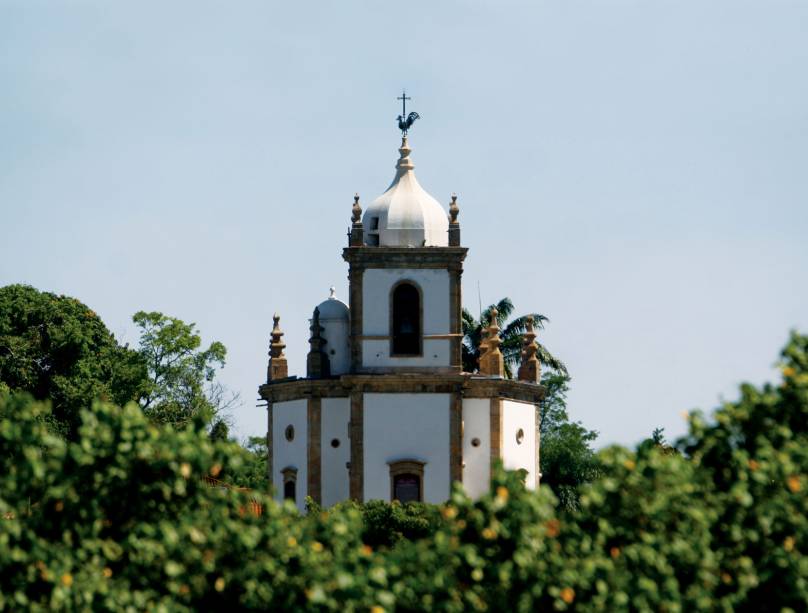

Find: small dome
<box><xmin>316</xmin><ymin>287</ymin><xmax>349</xmax><ymax>320</ymax></box>
<box><xmin>363</xmin><ymin>137</ymin><xmax>449</xmax><ymax>247</ymax></box>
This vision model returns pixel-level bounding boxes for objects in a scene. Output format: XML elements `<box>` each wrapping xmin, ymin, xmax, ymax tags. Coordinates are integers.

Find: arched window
<box><xmin>391</xmin><ymin>282</ymin><xmax>421</xmax><ymax>355</ymax></box>
<box><xmin>393</xmin><ymin>474</ymin><xmax>420</xmax><ymax>503</ymax></box>
<box><xmin>281</xmin><ymin>466</ymin><xmax>297</xmax><ymax>503</ymax></box>
<box><xmin>388</xmin><ymin>460</ymin><xmax>426</xmax><ymax>503</ymax></box>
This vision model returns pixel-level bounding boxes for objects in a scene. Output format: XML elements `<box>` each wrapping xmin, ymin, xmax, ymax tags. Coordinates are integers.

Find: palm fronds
<box><xmin>461</xmin><ymin>297</ymin><xmax>567</xmax><ymax>377</ymax></box>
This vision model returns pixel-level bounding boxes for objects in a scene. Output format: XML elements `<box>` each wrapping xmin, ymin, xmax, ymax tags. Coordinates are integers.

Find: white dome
<box><xmin>314</xmin><ymin>288</ymin><xmax>350</xmax><ymax>376</ymax></box>
<box><xmin>363</xmin><ymin>137</ymin><xmax>449</xmax><ymax>247</ymax></box>
<box><xmin>315</xmin><ymin>287</ymin><xmax>349</xmax><ymax>320</ymax></box>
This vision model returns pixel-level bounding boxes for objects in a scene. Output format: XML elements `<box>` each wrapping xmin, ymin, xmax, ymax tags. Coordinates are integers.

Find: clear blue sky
<box><xmin>2</xmin><ymin>1</ymin><xmax>806</xmax><ymax>446</ymax></box>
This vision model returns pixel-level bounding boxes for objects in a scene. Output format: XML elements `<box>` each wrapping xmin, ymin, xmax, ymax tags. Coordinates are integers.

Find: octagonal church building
<box><xmin>259</xmin><ymin>115</ymin><xmax>545</xmax><ymax>511</ymax></box>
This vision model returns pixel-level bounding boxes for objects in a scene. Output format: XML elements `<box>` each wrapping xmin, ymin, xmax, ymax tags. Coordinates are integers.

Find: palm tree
<box><xmin>461</xmin><ymin>297</ymin><xmax>567</xmax><ymax>377</ymax></box>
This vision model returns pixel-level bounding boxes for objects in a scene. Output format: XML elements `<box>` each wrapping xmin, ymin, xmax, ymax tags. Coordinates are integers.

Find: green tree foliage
<box><xmin>133</xmin><ymin>311</ymin><xmax>235</xmax><ymax>429</ymax></box>
<box><xmin>539</xmin><ymin>372</ymin><xmax>600</xmax><ymax>511</ymax></box>
<box><xmin>1</xmin><ymin>334</ymin><xmax>805</xmax><ymax>610</ymax></box>
<box><xmin>0</xmin><ymin>285</ymin><xmax>146</xmax><ymax>438</ymax></box>
<box><xmin>461</xmin><ymin>297</ymin><xmax>567</xmax><ymax>376</ymax></box>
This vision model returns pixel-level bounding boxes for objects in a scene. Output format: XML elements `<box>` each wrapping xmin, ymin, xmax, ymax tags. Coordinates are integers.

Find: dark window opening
<box><xmin>370</xmin><ymin>217</ymin><xmax>380</xmax><ymax>230</ymax></box>
<box><xmin>284</xmin><ymin>480</ymin><xmax>296</xmax><ymax>501</ymax></box>
<box><xmin>392</xmin><ymin>283</ymin><xmax>421</xmax><ymax>355</ymax></box>
<box><xmin>393</xmin><ymin>473</ymin><xmax>421</xmax><ymax>503</ymax></box>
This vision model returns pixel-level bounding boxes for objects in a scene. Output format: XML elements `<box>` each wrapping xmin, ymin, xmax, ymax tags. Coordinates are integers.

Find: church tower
<box><xmin>259</xmin><ymin>98</ymin><xmax>544</xmax><ymax>510</ymax></box>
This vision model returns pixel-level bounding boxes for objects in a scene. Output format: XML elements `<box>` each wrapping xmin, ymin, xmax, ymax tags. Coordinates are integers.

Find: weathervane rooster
<box><xmin>396</xmin><ymin>90</ymin><xmax>419</xmax><ymax>135</ymax></box>
<box><xmin>397</xmin><ymin>111</ymin><xmax>420</xmax><ymax>135</ymax></box>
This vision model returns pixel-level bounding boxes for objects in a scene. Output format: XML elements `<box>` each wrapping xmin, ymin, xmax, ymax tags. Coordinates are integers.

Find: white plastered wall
<box><xmin>461</xmin><ymin>398</ymin><xmax>491</xmax><ymax>499</ymax></box>
<box><xmin>321</xmin><ymin>397</ymin><xmax>350</xmax><ymax>507</ymax></box>
<box><xmin>501</xmin><ymin>399</ymin><xmax>538</xmax><ymax>490</ymax></box>
<box><xmin>320</xmin><ymin>318</ymin><xmax>350</xmax><ymax>375</ymax></box>
<box><xmin>363</xmin><ymin>393</ymin><xmax>450</xmax><ymax>503</ymax></box>
<box><xmin>361</xmin><ymin>268</ymin><xmax>451</xmax><ymax>368</ymax></box>
<box><xmin>272</xmin><ymin>399</ymin><xmax>308</xmax><ymax>511</ymax></box>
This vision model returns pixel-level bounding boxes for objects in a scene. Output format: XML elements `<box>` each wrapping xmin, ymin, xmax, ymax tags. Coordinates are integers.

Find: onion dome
<box><xmin>362</xmin><ymin>137</ymin><xmax>449</xmax><ymax>247</ymax></box>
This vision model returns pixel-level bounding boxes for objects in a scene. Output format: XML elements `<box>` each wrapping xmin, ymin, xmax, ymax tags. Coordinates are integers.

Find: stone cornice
<box><xmin>342</xmin><ymin>246</ymin><xmax>468</xmax><ymax>270</ymax></box>
<box><xmin>259</xmin><ymin>373</ymin><xmax>544</xmax><ymax>404</ymax></box>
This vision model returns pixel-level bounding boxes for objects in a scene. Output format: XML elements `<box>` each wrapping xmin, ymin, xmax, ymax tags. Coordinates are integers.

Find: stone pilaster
<box><xmin>266</xmin><ymin>402</ymin><xmax>273</xmax><ymax>493</ymax></box>
<box><xmin>450</xmin><ymin>389</ymin><xmax>463</xmax><ymax>485</ymax></box>
<box><xmin>535</xmin><ymin>403</ymin><xmax>542</xmax><ymax>489</ymax></box>
<box><xmin>348</xmin><ymin>266</ymin><xmax>363</xmax><ymax>372</ymax></box>
<box><xmin>490</xmin><ymin>397</ymin><xmax>502</xmax><ymax>471</ymax></box>
<box><xmin>307</xmin><ymin>397</ymin><xmax>322</xmax><ymax>504</ymax></box>
<box><xmin>349</xmin><ymin>391</ymin><xmax>364</xmax><ymax>501</ymax></box>
<box><xmin>449</xmin><ymin>263</ymin><xmax>463</xmax><ymax>371</ymax></box>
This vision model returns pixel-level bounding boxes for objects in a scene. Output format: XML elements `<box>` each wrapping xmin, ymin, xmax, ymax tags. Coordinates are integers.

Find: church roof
<box><xmin>362</xmin><ymin>137</ymin><xmax>449</xmax><ymax>247</ymax></box>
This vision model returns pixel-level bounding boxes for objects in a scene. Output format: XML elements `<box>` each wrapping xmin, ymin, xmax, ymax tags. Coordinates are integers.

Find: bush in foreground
<box><xmin>1</xmin><ymin>333</ymin><xmax>806</xmax><ymax>610</ymax></box>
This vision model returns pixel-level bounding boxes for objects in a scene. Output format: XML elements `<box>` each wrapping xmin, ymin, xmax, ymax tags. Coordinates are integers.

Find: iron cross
<box><xmin>397</xmin><ymin>90</ymin><xmax>411</xmax><ymax>117</ymax></box>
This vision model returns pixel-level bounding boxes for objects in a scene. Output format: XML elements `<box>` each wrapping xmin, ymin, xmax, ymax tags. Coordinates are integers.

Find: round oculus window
<box><xmin>471</xmin><ymin>437</ymin><xmax>481</xmax><ymax>448</ymax></box>
<box><xmin>330</xmin><ymin>438</ymin><xmax>340</xmax><ymax>448</ymax></box>
<box><xmin>515</xmin><ymin>428</ymin><xmax>525</xmax><ymax>445</ymax></box>
<box><xmin>284</xmin><ymin>425</ymin><xmax>295</xmax><ymax>442</ymax></box>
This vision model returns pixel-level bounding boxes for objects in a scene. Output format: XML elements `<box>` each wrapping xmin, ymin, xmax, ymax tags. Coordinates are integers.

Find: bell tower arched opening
<box><xmin>390</xmin><ymin>282</ymin><xmax>422</xmax><ymax>356</ymax></box>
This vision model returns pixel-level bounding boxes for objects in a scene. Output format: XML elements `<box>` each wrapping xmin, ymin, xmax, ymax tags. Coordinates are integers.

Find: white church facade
<box><xmin>259</xmin><ymin>117</ymin><xmax>545</xmax><ymax>510</ymax></box>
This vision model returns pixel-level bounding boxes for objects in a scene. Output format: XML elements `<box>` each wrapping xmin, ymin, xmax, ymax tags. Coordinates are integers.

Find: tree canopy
<box><xmin>0</xmin><ymin>285</ymin><xmax>237</xmax><ymax>437</ymax></box>
<box><xmin>133</xmin><ymin>311</ymin><xmax>234</xmax><ymax>429</ymax></box>
<box><xmin>0</xmin><ymin>284</ymin><xmax>146</xmax><ymax>438</ymax></box>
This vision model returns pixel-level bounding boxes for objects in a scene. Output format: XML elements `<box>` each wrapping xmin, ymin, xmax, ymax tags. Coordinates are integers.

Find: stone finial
<box><xmin>517</xmin><ymin>315</ymin><xmax>541</xmax><ymax>383</ymax></box>
<box><xmin>448</xmin><ymin>193</ymin><xmax>461</xmax><ymax>247</ymax></box>
<box><xmin>479</xmin><ymin>308</ymin><xmax>505</xmax><ymax>377</ymax></box>
<box><xmin>350</xmin><ymin>193</ymin><xmax>364</xmax><ymax>246</ymax></box>
<box><xmin>351</xmin><ymin>193</ymin><xmax>362</xmax><ymax>223</ymax></box>
<box><xmin>267</xmin><ymin>313</ymin><xmax>288</xmax><ymax>381</ymax></box>
<box><xmin>306</xmin><ymin>307</ymin><xmax>331</xmax><ymax>379</ymax></box>
<box><xmin>449</xmin><ymin>194</ymin><xmax>459</xmax><ymax>223</ymax></box>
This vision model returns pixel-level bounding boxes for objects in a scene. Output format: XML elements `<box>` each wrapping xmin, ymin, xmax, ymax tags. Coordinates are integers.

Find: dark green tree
<box><xmin>133</xmin><ymin>311</ymin><xmax>236</xmax><ymax>429</ymax></box>
<box><xmin>0</xmin><ymin>284</ymin><xmax>146</xmax><ymax>438</ymax></box>
<box><xmin>461</xmin><ymin>297</ymin><xmax>567</xmax><ymax>376</ymax></box>
<box><xmin>539</xmin><ymin>372</ymin><xmax>600</xmax><ymax>510</ymax></box>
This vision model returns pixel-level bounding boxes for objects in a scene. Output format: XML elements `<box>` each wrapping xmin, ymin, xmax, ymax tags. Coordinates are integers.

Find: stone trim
<box><xmin>388</xmin><ymin>279</ymin><xmax>424</xmax><ymax>357</ymax></box>
<box><xmin>357</xmin><ymin>366</ymin><xmax>462</xmax><ymax>376</ymax></box>
<box><xmin>343</xmin><ymin>246</ymin><xmax>468</xmax><ymax>270</ymax></box>
<box><xmin>349</xmin><ymin>391</ymin><xmax>364</xmax><ymax>501</ymax></box>
<box><xmin>490</xmin><ymin>397</ymin><xmax>502</xmax><ymax>470</ymax></box>
<box><xmin>450</xmin><ymin>390</ymin><xmax>463</xmax><ymax>485</ymax></box>
<box><xmin>259</xmin><ymin>374</ymin><xmax>544</xmax><ymax>404</ymax></box>
<box><xmin>266</xmin><ymin>402</ymin><xmax>273</xmax><ymax>492</ymax></box>
<box><xmin>449</xmin><ymin>267</ymin><xmax>462</xmax><ymax>369</ymax></box>
<box><xmin>535</xmin><ymin>403</ymin><xmax>542</xmax><ymax>489</ymax></box>
<box><xmin>349</xmin><ymin>266</ymin><xmax>364</xmax><ymax>371</ymax></box>
<box><xmin>387</xmin><ymin>459</ymin><xmax>426</xmax><ymax>502</ymax></box>
<box><xmin>307</xmin><ymin>397</ymin><xmax>322</xmax><ymax>504</ymax></box>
